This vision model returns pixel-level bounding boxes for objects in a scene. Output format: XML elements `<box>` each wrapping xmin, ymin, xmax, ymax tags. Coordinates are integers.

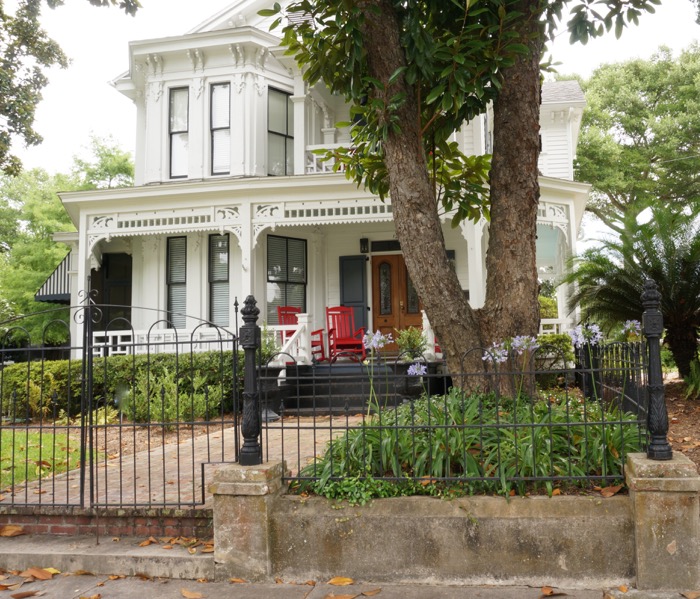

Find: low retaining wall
<box><xmin>211</xmin><ymin>453</ymin><xmax>700</xmax><ymax>591</ymax></box>
<box><xmin>0</xmin><ymin>506</ymin><xmax>212</xmax><ymax>539</ymax></box>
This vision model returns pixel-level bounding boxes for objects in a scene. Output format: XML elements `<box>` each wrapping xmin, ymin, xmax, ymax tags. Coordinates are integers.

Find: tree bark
<box><xmin>359</xmin><ymin>0</ymin><xmax>545</xmax><ymax>384</ymax></box>
<box><xmin>478</xmin><ymin>0</ymin><xmax>544</xmax><ymax>344</ymax></box>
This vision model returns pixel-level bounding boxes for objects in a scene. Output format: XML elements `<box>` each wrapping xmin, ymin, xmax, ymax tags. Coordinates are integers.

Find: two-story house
<box><xmin>44</xmin><ymin>0</ymin><xmax>589</xmax><ymax>360</ymax></box>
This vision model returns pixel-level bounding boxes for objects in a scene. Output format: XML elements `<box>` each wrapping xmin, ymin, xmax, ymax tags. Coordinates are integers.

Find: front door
<box><xmin>371</xmin><ymin>255</ymin><xmax>422</xmax><ymax>345</ymax></box>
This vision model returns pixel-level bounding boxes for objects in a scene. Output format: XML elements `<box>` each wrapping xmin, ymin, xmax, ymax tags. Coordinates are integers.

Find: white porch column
<box><xmin>462</xmin><ymin>220</ymin><xmax>485</xmax><ymax>308</ymax></box>
<box><xmin>292</xmin><ymin>73</ymin><xmax>306</xmax><ymax>175</ymax></box>
<box><xmin>296</xmin><ymin>313</ymin><xmax>312</xmax><ymax>364</ymax></box>
<box><xmin>238</xmin><ymin>202</ymin><xmax>255</xmax><ymax>299</ymax></box>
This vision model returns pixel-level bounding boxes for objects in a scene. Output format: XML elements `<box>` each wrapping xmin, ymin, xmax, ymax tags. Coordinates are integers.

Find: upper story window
<box><xmin>268</xmin><ymin>88</ymin><xmax>294</xmax><ymax>176</ymax></box>
<box><xmin>211</xmin><ymin>83</ymin><xmax>231</xmax><ymax>176</ymax></box>
<box><xmin>169</xmin><ymin>87</ymin><xmax>189</xmax><ymax>179</ymax></box>
<box><xmin>167</xmin><ymin>236</ymin><xmax>187</xmax><ymax>328</ymax></box>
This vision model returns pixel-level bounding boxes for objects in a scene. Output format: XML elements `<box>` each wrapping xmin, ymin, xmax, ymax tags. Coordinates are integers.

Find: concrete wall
<box><xmin>269</xmin><ymin>495</ymin><xmax>633</xmax><ymax>588</ymax></box>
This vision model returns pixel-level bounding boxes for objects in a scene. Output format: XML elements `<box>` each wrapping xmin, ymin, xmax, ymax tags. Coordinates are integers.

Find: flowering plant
<box><xmin>362</xmin><ymin>330</ymin><xmax>393</xmax><ymax>416</ymax></box>
<box><xmin>568</xmin><ymin>323</ymin><xmax>604</xmax><ymax>349</ymax></box>
<box><xmin>622</xmin><ymin>320</ymin><xmax>641</xmax><ymax>341</ymax></box>
<box><xmin>482</xmin><ymin>335</ymin><xmax>540</xmax><ymax>398</ymax></box>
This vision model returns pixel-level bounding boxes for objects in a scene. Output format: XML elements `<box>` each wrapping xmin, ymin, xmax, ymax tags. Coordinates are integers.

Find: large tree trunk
<box><xmin>359</xmin><ymin>0</ymin><xmax>544</xmax><ymax>383</ymax></box>
<box><xmin>359</xmin><ymin>0</ymin><xmax>483</xmax><ymax>378</ymax></box>
<box><xmin>478</xmin><ymin>0</ymin><xmax>544</xmax><ymax>343</ymax></box>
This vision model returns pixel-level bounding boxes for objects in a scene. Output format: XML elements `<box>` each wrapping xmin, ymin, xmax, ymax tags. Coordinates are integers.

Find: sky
<box><xmin>11</xmin><ymin>0</ymin><xmax>700</xmax><ymax>175</ymax></box>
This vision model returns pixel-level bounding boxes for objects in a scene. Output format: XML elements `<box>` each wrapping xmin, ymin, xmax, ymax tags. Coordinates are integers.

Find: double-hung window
<box><xmin>208</xmin><ymin>234</ymin><xmax>229</xmax><ymax>326</ymax></box>
<box><xmin>167</xmin><ymin>237</ymin><xmax>187</xmax><ymax>329</ymax></box>
<box><xmin>169</xmin><ymin>87</ymin><xmax>189</xmax><ymax>179</ymax></box>
<box><xmin>210</xmin><ymin>83</ymin><xmax>230</xmax><ymax>175</ymax></box>
<box><xmin>267</xmin><ymin>89</ymin><xmax>294</xmax><ymax>176</ymax></box>
<box><xmin>266</xmin><ymin>235</ymin><xmax>306</xmax><ymax>324</ymax></box>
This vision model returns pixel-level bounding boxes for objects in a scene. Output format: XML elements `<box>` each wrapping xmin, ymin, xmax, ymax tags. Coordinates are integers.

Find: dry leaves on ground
<box><xmin>0</xmin><ymin>525</ymin><xmax>25</xmax><ymax>537</ymax></box>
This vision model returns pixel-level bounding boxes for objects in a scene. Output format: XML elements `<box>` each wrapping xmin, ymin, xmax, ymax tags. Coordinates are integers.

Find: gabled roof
<box><xmin>188</xmin><ymin>0</ymin><xmax>284</xmax><ymax>34</ymax></box>
<box><xmin>542</xmin><ymin>80</ymin><xmax>585</xmax><ymax>105</ymax></box>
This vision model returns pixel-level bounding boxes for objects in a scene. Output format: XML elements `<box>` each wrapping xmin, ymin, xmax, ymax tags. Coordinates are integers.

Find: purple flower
<box><xmin>407</xmin><ymin>362</ymin><xmax>427</xmax><ymax>377</ymax></box>
<box><xmin>568</xmin><ymin>323</ymin><xmax>604</xmax><ymax>349</ymax></box>
<box><xmin>482</xmin><ymin>341</ymin><xmax>509</xmax><ymax>364</ymax></box>
<box><xmin>510</xmin><ymin>335</ymin><xmax>539</xmax><ymax>355</ymax></box>
<box><xmin>623</xmin><ymin>320</ymin><xmax>641</xmax><ymax>337</ymax></box>
<box><xmin>363</xmin><ymin>330</ymin><xmax>393</xmax><ymax>351</ymax></box>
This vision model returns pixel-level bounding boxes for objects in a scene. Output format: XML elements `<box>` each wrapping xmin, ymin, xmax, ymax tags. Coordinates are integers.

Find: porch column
<box><xmin>462</xmin><ymin>220</ymin><xmax>485</xmax><ymax>308</ymax></box>
<box><xmin>238</xmin><ymin>203</ymin><xmax>255</xmax><ymax>298</ymax></box>
<box><xmin>292</xmin><ymin>75</ymin><xmax>306</xmax><ymax>175</ymax></box>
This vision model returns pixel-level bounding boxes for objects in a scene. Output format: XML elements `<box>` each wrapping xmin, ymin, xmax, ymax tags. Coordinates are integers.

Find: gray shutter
<box><xmin>209</xmin><ymin>234</ymin><xmax>229</xmax><ymax>326</ymax></box>
<box><xmin>167</xmin><ymin>237</ymin><xmax>187</xmax><ymax>329</ymax></box>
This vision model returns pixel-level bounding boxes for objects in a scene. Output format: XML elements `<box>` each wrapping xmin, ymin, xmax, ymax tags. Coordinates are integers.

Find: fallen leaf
<box><xmin>70</xmin><ymin>570</ymin><xmax>94</xmax><ymax>576</ymax></box>
<box><xmin>618</xmin><ymin>584</ymin><xmax>628</xmax><ymax>593</ymax></box>
<box><xmin>196</xmin><ymin>578</ymin><xmax>208</xmax><ymax>583</ymax></box>
<box><xmin>362</xmin><ymin>589</ymin><xmax>382</xmax><ymax>596</ymax></box>
<box><xmin>78</xmin><ymin>595</ymin><xmax>101</xmax><ymax>599</ymax></box>
<box><xmin>188</xmin><ymin>547</ymin><xmax>197</xmax><ymax>555</ymax></box>
<box><xmin>138</xmin><ymin>536</ymin><xmax>158</xmax><ymax>547</ymax></box>
<box><xmin>323</xmin><ymin>595</ymin><xmax>357</xmax><ymax>599</ymax></box>
<box><xmin>162</xmin><ymin>545</ymin><xmax>173</xmax><ymax>550</ymax></box>
<box><xmin>11</xmin><ymin>592</ymin><xmax>40</xmax><ymax>599</ymax></box>
<box><xmin>180</xmin><ymin>590</ymin><xmax>204</xmax><ymax>599</ymax></box>
<box><xmin>107</xmin><ymin>574</ymin><xmax>125</xmax><ymax>580</ymax></box>
<box><xmin>551</xmin><ymin>489</ymin><xmax>561</xmax><ymax>496</ymax></box>
<box><xmin>681</xmin><ymin>592</ymin><xmax>700</xmax><ymax>599</ymax></box>
<box><xmin>541</xmin><ymin>587</ymin><xmax>555</xmax><ymax>596</ymax></box>
<box><xmin>229</xmin><ymin>578</ymin><xmax>248</xmax><ymax>584</ymax></box>
<box><xmin>0</xmin><ymin>526</ymin><xmax>25</xmax><ymax>537</ymax></box>
<box><xmin>19</xmin><ymin>568</ymin><xmax>53</xmax><ymax>580</ymax></box>
<box><xmin>329</xmin><ymin>577</ymin><xmax>354</xmax><ymax>586</ymax></box>
<box><xmin>600</xmin><ymin>484</ymin><xmax>623</xmax><ymax>498</ymax></box>
<box><xmin>43</xmin><ymin>568</ymin><xmax>60</xmax><ymax>575</ymax></box>
<box><xmin>275</xmin><ymin>578</ymin><xmax>284</xmax><ymax>584</ymax></box>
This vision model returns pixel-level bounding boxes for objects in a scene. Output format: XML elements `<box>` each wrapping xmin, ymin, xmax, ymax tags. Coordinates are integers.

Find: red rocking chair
<box><xmin>277</xmin><ymin>306</ymin><xmax>326</xmax><ymax>363</ymax></box>
<box><xmin>326</xmin><ymin>306</ymin><xmax>366</xmax><ymax>362</ymax></box>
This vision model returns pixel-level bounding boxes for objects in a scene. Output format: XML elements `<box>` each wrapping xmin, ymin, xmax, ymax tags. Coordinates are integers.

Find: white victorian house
<box><xmin>46</xmin><ymin>0</ymin><xmax>589</xmax><ymax>361</ymax></box>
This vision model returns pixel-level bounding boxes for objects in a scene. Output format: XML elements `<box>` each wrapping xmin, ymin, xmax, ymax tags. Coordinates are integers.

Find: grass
<box><xmin>0</xmin><ymin>427</ymin><xmax>82</xmax><ymax>489</ymax></box>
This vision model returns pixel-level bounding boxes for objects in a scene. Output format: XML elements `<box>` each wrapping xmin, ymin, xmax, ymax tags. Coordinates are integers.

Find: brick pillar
<box><xmin>209</xmin><ymin>461</ymin><xmax>285</xmax><ymax>581</ymax></box>
<box><xmin>626</xmin><ymin>452</ymin><xmax>700</xmax><ymax>590</ymax></box>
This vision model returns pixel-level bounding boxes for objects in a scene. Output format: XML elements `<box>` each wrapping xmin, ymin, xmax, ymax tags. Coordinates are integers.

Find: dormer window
<box><xmin>268</xmin><ymin>88</ymin><xmax>294</xmax><ymax>176</ymax></box>
<box><xmin>211</xmin><ymin>83</ymin><xmax>231</xmax><ymax>176</ymax></box>
<box><xmin>169</xmin><ymin>87</ymin><xmax>189</xmax><ymax>179</ymax></box>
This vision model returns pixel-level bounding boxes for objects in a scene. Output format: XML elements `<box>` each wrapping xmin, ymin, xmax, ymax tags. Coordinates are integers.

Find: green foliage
<box><xmin>0</xmin><ymin>1</ymin><xmax>139</xmax><ymax>176</ymax></box>
<box><xmin>0</xmin><ymin>349</ymin><xmax>242</xmax><ymax>420</ymax></box>
<box><xmin>294</xmin><ymin>386</ymin><xmax>642</xmax><ymax>503</ymax></box>
<box><xmin>564</xmin><ymin>208</ymin><xmax>700</xmax><ymax>377</ymax></box>
<box><xmin>538</xmin><ymin>295</ymin><xmax>558</xmax><ymax>319</ymax></box>
<box><xmin>575</xmin><ymin>44</ymin><xmax>700</xmax><ymax>236</ymax></box>
<box><xmin>684</xmin><ymin>360</ymin><xmax>700</xmax><ymax>401</ymax></box>
<box><xmin>395</xmin><ymin>326</ymin><xmax>428</xmax><ymax>361</ymax></box>
<box><xmin>72</xmin><ymin>136</ymin><xmax>135</xmax><ymax>189</ymax></box>
<box><xmin>537</xmin><ymin>333</ymin><xmax>575</xmax><ymax>364</ymax></box>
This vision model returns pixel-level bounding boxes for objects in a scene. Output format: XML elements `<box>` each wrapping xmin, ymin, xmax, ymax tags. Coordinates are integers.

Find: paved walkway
<box><xmin>1</xmin><ymin>415</ymin><xmax>362</xmax><ymax>507</ymax></box>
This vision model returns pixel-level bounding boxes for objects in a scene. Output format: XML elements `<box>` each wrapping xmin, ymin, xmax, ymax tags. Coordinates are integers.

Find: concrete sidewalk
<box><xmin>0</xmin><ymin>535</ymin><xmax>686</xmax><ymax>599</ymax></box>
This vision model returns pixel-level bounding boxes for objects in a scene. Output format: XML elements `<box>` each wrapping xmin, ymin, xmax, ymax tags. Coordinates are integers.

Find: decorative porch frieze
<box><xmin>537</xmin><ymin>201</ymin><xmax>570</xmax><ymax>239</ymax></box>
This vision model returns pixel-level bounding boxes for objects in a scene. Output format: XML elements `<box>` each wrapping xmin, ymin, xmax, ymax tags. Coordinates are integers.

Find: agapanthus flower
<box><xmin>482</xmin><ymin>341</ymin><xmax>509</xmax><ymax>364</ymax></box>
<box><xmin>407</xmin><ymin>362</ymin><xmax>428</xmax><ymax>377</ymax></box>
<box><xmin>622</xmin><ymin>320</ymin><xmax>641</xmax><ymax>338</ymax></box>
<box><xmin>363</xmin><ymin>330</ymin><xmax>393</xmax><ymax>351</ymax></box>
<box><xmin>568</xmin><ymin>323</ymin><xmax>604</xmax><ymax>349</ymax></box>
<box><xmin>510</xmin><ymin>335</ymin><xmax>539</xmax><ymax>355</ymax></box>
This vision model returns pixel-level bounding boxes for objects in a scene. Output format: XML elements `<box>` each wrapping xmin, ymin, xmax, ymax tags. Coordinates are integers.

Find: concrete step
<box><xmin>0</xmin><ymin>535</ymin><xmax>213</xmax><ymax>580</ymax></box>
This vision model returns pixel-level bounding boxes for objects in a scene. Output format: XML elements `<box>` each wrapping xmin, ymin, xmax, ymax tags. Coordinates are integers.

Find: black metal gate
<box><xmin>0</xmin><ymin>298</ymin><xmax>241</xmax><ymax>508</ymax></box>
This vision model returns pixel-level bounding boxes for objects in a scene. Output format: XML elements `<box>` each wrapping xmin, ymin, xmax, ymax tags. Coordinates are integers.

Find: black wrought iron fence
<box><xmin>251</xmin><ymin>280</ymin><xmax>672</xmax><ymax>498</ymax></box>
<box><xmin>0</xmin><ymin>301</ymin><xmax>240</xmax><ymax>508</ymax></box>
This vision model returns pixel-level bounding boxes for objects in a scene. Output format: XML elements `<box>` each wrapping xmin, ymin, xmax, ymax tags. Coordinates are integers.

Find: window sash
<box><xmin>170</xmin><ymin>87</ymin><xmax>189</xmax><ymax>179</ymax></box>
<box><xmin>211</xmin><ymin>83</ymin><xmax>231</xmax><ymax>175</ymax></box>
<box><xmin>267</xmin><ymin>89</ymin><xmax>294</xmax><ymax>176</ymax></box>
<box><xmin>266</xmin><ymin>235</ymin><xmax>306</xmax><ymax>324</ymax></box>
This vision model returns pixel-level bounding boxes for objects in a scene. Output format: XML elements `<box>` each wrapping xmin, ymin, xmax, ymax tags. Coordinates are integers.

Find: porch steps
<box><xmin>271</xmin><ymin>362</ymin><xmax>450</xmax><ymax>415</ymax></box>
<box><xmin>0</xmin><ymin>535</ymin><xmax>214</xmax><ymax>581</ymax></box>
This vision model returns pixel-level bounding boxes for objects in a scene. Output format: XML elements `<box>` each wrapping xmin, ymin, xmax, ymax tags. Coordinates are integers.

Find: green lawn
<box><xmin>0</xmin><ymin>427</ymin><xmax>82</xmax><ymax>489</ymax></box>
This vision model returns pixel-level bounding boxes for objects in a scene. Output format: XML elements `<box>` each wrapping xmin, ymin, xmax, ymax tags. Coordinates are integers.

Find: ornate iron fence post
<box><xmin>239</xmin><ymin>295</ymin><xmax>262</xmax><ymax>465</ymax></box>
<box><xmin>641</xmin><ymin>279</ymin><xmax>673</xmax><ymax>460</ymax></box>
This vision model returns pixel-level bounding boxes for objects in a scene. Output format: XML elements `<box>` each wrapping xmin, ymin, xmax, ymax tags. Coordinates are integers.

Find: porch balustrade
<box><xmin>305</xmin><ymin>143</ymin><xmax>344</xmax><ymax>174</ymax></box>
